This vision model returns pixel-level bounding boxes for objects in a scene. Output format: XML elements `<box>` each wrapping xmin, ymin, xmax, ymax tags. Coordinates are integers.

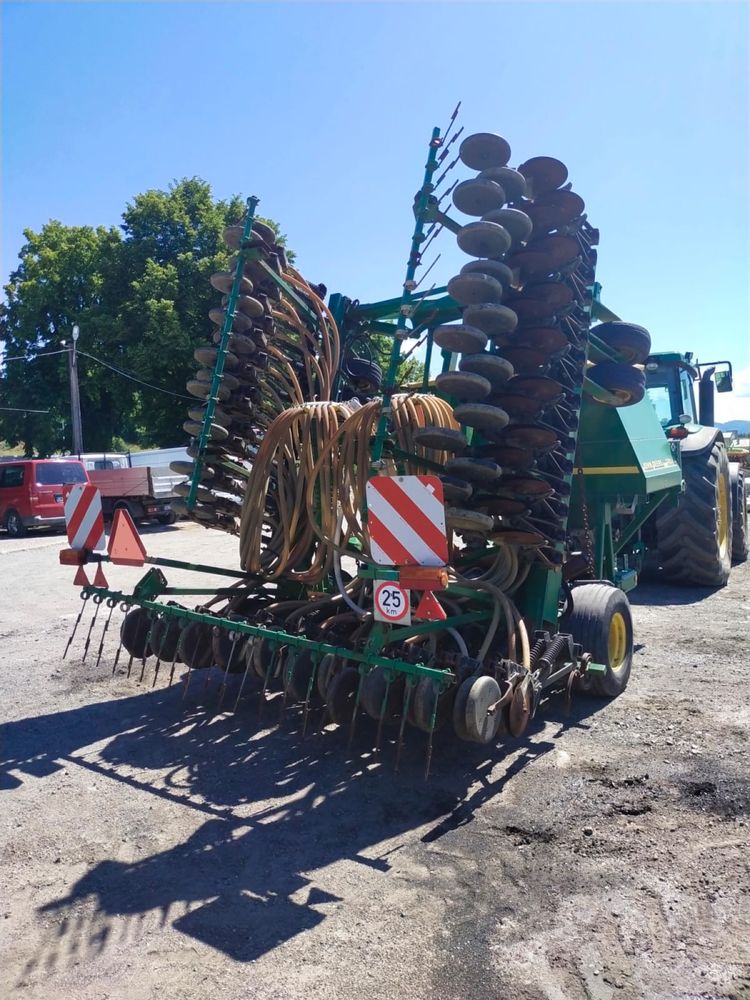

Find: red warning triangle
<box><xmin>93</xmin><ymin>563</ymin><xmax>109</xmax><ymax>588</ymax></box>
<box><xmin>108</xmin><ymin>508</ymin><xmax>148</xmax><ymax>566</ymax></box>
<box><xmin>74</xmin><ymin>565</ymin><xmax>91</xmax><ymax>587</ymax></box>
<box><xmin>414</xmin><ymin>591</ymin><xmax>447</xmax><ymax>622</ymax></box>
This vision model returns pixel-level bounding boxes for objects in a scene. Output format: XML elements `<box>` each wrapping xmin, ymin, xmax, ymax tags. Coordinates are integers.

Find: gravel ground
<box><xmin>1</xmin><ymin>522</ymin><xmax>749</xmax><ymax>1000</ymax></box>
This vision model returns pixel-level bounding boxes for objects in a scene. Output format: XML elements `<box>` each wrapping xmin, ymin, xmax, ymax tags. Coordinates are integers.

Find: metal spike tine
<box><xmin>217</xmin><ymin>635</ymin><xmax>238</xmax><ymax>712</ymax></box>
<box><xmin>112</xmin><ymin>640</ymin><xmax>123</xmax><ymax>676</ymax></box>
<box><xmin>413</xmin><ymin>254</ymin><xmax>441</xmax><ymax>291</ymax></box>
<box><xmin>232</xmin><ymin>645</ymin><xmax>253</xmax><ymax>713</ymax></box>
<box><xmin>81</xmin><ymin>601</ymin><xmax>101</xmax><ymax>663</ymax></box>
<box><xmin>440</xmin><ymin>101</ymin><xmax>462</xmax><ymax>147</ymax></box>
<box><xmin>181</xmin><ymin>657</ymin><xmax>193</xmax><ymax>701</ymax></box>
<box><xmin>151</xmin><ymin>658</ymin><xmax>162</xmax><ymax>688</ymax></box>
<box><xmin>437</xmin><ymin>123</ymin><xmax>464</xmax><ymax>163</ymax></box>
<box><xmin>374</xmin><ymin>674</ymin><xmax>391</xmax><ymax>753</ymax></box>
<box><xmin>424</xmin><ymin>688</ymin><xmax>439</xmax><ymax>782</ymax></box>
<box><xmin>436</xmin><ymin>178</ymin><xmax>459</xmax><ymax>208</ymax></box>
<box><xmin>95</xmin><ymin>603</ymin><xmax>116</xmax><ymax>670</ymax></box>
<box><xmin>302</xmin><ymin>658</ymin><xmax>318</xmax><ymax>737</ymax></box>
<box><xmin>139</xmin><ymin>619</ymin><xmax>156</xmax><ymax>683</ymax></box>
<box><xmin>395</xmin><ymin>681</ymin><xmax>415</xmax><ymax>773</ymax></box>
<box><xmin>258</xmin><ymin>653</ymin><xmax>275</xmax><ymax>722</ymax></box>
<box><xmin>126</xmin><ymin>653</ymin><xmax>134</xmax><ymax>679</ymax></box>
<box><xmin>347</xmin><ymin>671</ymin><xmax>365</xmax><ymax>749</ymax></box>
<box><xmin>63</xmin><ymin>596</ymin><xmax>89</xmax><ymax>660</ymax></box>
<box><xmin>419</xmin><ymin>222</ymin><xmax>443</xmax><ymax>259</ymax></box>
<box><xmin>167</xmin><ymin>645</ymin><xmax>179</xmax><ymax>688</ymax></box>
<box><xmin>434</xmin><ymin>156</ymin><xmax>460</xmax><ymax>191</ymax></box>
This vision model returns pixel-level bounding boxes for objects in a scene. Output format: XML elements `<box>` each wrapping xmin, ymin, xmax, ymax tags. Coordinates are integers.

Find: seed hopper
<box><xmin>61</xmin><ymin>118</ymin><xmax>687</xmax><ymax>773</ymax></box>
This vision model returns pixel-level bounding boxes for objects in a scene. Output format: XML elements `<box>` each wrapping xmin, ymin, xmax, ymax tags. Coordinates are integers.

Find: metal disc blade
<box><xmin>517</xmin><ymin>156</ymin><xmax>568</xmax><ymax>196</ymax></box>
<box><xmin>478</xmin><ymin>166</ymin><xmax>527</xmax><ymax>202</ymax></box>
<box><xmin>457</xmin><ymin>221</ymin><xmax>511</xmax><ymax>258</ymax></box>
<box><xmin>447</xmin><ymin>272</ymin><xmax>505</xmax><ymax>306</ymax></box>
<box><xmin>445</xmin><ymin>457</ymin><xmax>503</xmax><ymax>483</ymax></box>
<box><xmin>504</xmin><ymin>375</ymin><xmax>564</xmax><ymax>402</ymax></box>
<box><xmin>453</xmin><ymin>402</ymin><xmax>510</xmax><ymax>433</ymax></box>
<box><xmin>460</xmin><ymin>258</ymin><xmax>513</xmax><ymax>287</ymax></box>
<box><xmin>462</xmin><ymin>303</ymin><xmax>518</xmax><ymax>338</ymax></box>
<box><xmin>459</xmin><ymin>132</ymin><xmax>511</xmax><ymax>170</ymax></box>
<box><xmin>435</xmin><ymin>370</ymin><xmax>492</xmax><ymax>401</ymax></box>
<box><xmin>446</xmin><ymin>508</ymin><xmax>495</xmax><ymax>534</ymax></box>
<box><xmin>481</xmin><ymin>208</ymin><xmax>533</xmax><ymax>247</ymax></box>
<box><xmin>433</xmin><ymin>323</ymin><xmax>488</xmax><ymax>354</ymax></box>
<box><xmin>459</xmin><ymin>352</ymin><xmax>515</xmax><ymax>388</ymax></box>
<box><xmin>412</xmin><ymin>425</ymin><xmax>469</xmax><ymax>452</ymax></box>
<box><xmin>452</xmin><ymin>178</ymin><xmax>507</xmax><ymax>217</ymax></box>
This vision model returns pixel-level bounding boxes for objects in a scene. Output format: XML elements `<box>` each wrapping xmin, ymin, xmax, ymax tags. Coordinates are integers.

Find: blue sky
<box><xmin>2</xmin><ymin>1</ymin><xmax>748</xmax><ymax>419</ymax></box>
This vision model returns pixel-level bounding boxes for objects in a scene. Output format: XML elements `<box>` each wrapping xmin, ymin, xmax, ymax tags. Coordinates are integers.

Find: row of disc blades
<box><xmin>416</xmin><ymin>132</ymin><xmax>601</xmax><ymax>557</ymax></box>
<box><xmin>171</xmin><ymin>221</ymin><xmax>328</xmax><ymax>532</ymax></box>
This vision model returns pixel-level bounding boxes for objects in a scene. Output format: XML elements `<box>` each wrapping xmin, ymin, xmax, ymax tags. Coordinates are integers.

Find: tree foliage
<box><xmin>0</xmin><ymin>178</ymin><xmax>421</xmax><ymax>456</ymax></box>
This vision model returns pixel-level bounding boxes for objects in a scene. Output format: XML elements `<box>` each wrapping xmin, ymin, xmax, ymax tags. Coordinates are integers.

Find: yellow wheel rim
<box><xmin>717</xmin><ymin>472</ymin><xmax>729</xmax><ymax>558</ymax></box>
<box><xmin>608</xmin><ymin>612</ymin><xmax>628</xmax><ymax>671</ymax></box>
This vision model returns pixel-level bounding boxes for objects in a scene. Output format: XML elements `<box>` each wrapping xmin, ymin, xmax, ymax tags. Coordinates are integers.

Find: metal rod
<box><xmin>186</xmin><ymin>196</ymin><xmax>259</xmax><ymax>509</ymax></box>
<box><xmin>62</xmin><ymin>595</ymin><xmax>89</xmax><ymax>660</ymax></box>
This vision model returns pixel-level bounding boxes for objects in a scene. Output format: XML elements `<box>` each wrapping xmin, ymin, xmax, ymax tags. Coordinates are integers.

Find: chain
<box><xmin>576</xmin><ymin>467</ymin><xmax>596</xmax><ymax>577</ymax></box>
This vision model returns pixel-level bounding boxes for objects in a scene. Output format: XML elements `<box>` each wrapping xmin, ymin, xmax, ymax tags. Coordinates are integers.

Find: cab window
<box><xmin>646</xmin><ymin>385</ymin><xmax>673</xmax><ymax>426</ymax></box>
<box><xmin>35</xmin><ymin>463</ymin><xmax>87</xmax><ymax>486</ymax></box>
<box><xmin>680</xmin><ymin>370</ymin><xmax>697</xmax><ymax>422</ymax></box>
<box><xmin>0</xmin><ymin>466</ymin><xmax>25</xmax><ymax>488</ymax></box>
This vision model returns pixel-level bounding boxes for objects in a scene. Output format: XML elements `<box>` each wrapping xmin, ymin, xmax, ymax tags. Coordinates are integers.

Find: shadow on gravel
<box><xmin>628</xmin><ymin>575</ymin><xmax>722</xmax><ymax>607</ymax></box>
<box><xmin>0</xmin><ymin>673</ymin><xmax>601</xmax><ymax>969</ymax></box>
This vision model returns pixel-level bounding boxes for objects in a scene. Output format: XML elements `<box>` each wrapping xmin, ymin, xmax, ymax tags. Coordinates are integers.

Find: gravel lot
<box><xmin>1</xmin><ymin>522</ymin><xmax>749</xmax><ymax>1000</ymax></box>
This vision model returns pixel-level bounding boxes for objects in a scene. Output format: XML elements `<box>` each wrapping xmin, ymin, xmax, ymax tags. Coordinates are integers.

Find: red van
<box><xmin>0</xmin><ymin>459</ymin><xmax>88</xmax><ymax>537</ymax></box>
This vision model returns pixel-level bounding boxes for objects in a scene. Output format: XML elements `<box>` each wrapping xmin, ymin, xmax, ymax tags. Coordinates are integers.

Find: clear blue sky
<box><xmin>2</xmin><ymin>1</ymin><xmax>748</xmax><ymax>417</ymax></box>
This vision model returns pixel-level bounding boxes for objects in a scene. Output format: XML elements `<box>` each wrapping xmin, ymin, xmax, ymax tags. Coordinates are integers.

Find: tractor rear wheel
<box><xmin>730</xmin><ymin>464</ymin><xmax>748</xmax><ymax>564</ymax></box>
<box><xmin>655</xmin><ymin>440</ymin><xmax>732</xmax><ymax>587</ymax></box>
<box><xmin>561</xmin><ymin>583</ymin><xmax>633</xmax><ymax>698</ymax></box>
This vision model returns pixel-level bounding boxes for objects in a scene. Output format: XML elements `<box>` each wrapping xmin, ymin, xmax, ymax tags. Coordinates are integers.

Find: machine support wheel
<box><xmin>561</xmin><ymin>583</ymin><xmax>633</xmax><ymax>698</ymax></box>
<box><xmin>730</xmin><ymin>464</ymin><xmax>748</xmax><ymax>564</ymax></box>
<box><xmin>655</xmin><ymin>440</ymin><xmax>733</xmax><ymax>586</ymax></box>
<box><xmin>5</xmin><ymin>510</ymin><xmax>27</xmax><ymax>538</ymax></box>
<box><xmin>590</xmin><ymin>321</ymin><xmax>652</xmax><ymax>364</ymax></box>
<box><xmin>586</xmin><ymin>362</ymin><xmax>645</xmax><ymax>407</ymax></box>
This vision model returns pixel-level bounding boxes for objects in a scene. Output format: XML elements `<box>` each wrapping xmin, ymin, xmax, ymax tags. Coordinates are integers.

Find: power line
<box><xmin>1</xmin><ymin>345</ymin><xmax>193</xmax><ymax>401</ymax></box>
<box><xmin>77</xmin><ymin>350</ymin><xmax>194</xmax><ymax>400</ymax></box>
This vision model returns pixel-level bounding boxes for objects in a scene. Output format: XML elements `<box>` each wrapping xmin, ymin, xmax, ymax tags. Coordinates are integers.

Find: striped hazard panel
<box><xmin>365</xmin><ymin>475</ymin><xmax>448</xmax><ymax>567</ymax></box>
<box><xmin>64</xmin><ymin>483</ymin><xmax>106</xmax><ymax>552</ymax></box>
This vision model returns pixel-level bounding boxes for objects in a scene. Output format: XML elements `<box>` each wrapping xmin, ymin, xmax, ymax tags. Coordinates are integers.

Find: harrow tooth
<box><xmin>167</xmin><ymin>647</ymin><xmax>179</xmax><ymax>688</ymax></box>
<box><xmin>231</xmin><ymin>644</ymin><xmax>254</xmax><ymax>713</ymax></box>
<box><xmin>81</xmin><ymin>595</ymin><xmax>102</xmax><ymax>662</ymax></box>
<box><xmin>151</xmin><ymin>657</ymin><xmax>162</xmax><ymax>688</ymax></box>
<box><xmin>301</xmin><ymin>656</ymin><xmax>320</xmax><ymax>737</ymax></box>
<box><xmin>374</xmin><ymin>672</ymin><xmax>393</xmax><ymax>753</ymax></box>
<box><xmin>126</xmin><ymin>653</ymin><xmax>134</xmax><ymax>679</ymax></box>
<box><xmin>63</xmin><ymin>593</ymin><xmax>90</xmax><ymax>660</ymax></box>
<box><xmin>347</xmin><ymin>669</ymin><xmax>366</xmax><ymax>749</ymax></box>
<box><xmin>424</xmin><ymin>688</ymin><xmax>441</xmax><ymax>782</ymax></box>
<box><xmin>216</xmin><ymin>635</ymin><xmax>239</xmax><ymax>712</ymax></box>
<box><xmin>395</xmin><ymin>680</ymin><xmax>416</xmax><ymax>774</ymax></box>
<box><xmin>94</xmin><ymin>600</ymin><xmax>117</xmax><ymax>670</ymax></box>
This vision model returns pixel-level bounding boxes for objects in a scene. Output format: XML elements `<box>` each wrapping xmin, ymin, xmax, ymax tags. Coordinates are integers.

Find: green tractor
<box><xmin>642</xmin><ymin>350</ymin><xmax>747</xmax><ymax>583</ymax></box>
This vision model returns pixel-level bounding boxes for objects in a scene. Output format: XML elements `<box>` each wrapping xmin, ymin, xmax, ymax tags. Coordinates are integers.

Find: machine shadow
<box><xmin>1</xmin><ymin>674</ymin><xmax>597</xmax><ymax>966</ymax></box>
<box><xmin>628</xmin><ymin>576</ymin><xmax>724</xmax><ymax>607</ymax></box>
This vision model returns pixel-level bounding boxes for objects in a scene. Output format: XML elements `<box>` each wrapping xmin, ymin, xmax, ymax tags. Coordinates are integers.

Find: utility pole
<box><xmin>67</xmin><ymin>324</ymin><xmax>84</xmax><ymax>456</ymax></box>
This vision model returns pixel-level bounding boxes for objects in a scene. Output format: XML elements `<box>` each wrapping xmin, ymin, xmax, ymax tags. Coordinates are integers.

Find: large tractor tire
<box><xmin>561</xmin><ymin>583</ymin><xmax>633</xmax><ymax>698</ymax></box>
<box><xmin>655</xmin><ymin>439</ymin><xmax>732</xmax><ymax>586</ymax></box>
<box><xmin>730</xmin><ymin>464</ymin><xmax>748</xmax><ymax>564</ymax></box>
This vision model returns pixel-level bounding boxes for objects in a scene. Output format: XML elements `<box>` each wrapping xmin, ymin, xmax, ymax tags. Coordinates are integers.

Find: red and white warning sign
<box><xmin>373</xmin><ymin>580</ymin><xmax>411</xmax><ymax>625</ymax></box>
<box><xmin>366</xmin><ymin>475</ymin><xmax>448</xmax><ymax>567</ymax></box>
<box><xmin>64</xmin><ymin>483</ymin><xmax>105</xmax><ymax>552</ymax></box>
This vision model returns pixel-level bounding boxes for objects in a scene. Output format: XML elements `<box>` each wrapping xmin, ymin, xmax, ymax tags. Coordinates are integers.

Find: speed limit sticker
<box><xmin>373</xmin><ymin>581</ymin><xmax>411</xmax><ymax>624</ymax></box>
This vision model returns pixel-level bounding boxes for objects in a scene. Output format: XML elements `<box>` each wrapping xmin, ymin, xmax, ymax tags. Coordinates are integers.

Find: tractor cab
<box><xmin>644</xmin><ymin>352</ymin><xmax>733</xmax><ymax>433</ymax></box>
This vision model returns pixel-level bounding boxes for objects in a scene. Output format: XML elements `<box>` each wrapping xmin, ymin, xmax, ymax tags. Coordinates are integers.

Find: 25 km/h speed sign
<box><xmin>373</xmin><ymin>580</ymin><xmax>411</xmax><ymax>625</ymax></box>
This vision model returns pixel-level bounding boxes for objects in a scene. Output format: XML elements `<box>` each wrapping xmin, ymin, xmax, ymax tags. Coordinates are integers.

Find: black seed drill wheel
<box><xmin>326</xmin><ymin>667</ymin><xmax>360</xmax><ymax>726</ymax></box>
<box><xmin>730</xmin><ymin>465</ymin><xmax>748</xmax><ymax>564</ymax></box>
<box><xmin>412</xmin><ymin>677</ymin><xmax>455</xmax><ymax>733</ymax></box>
<box><xmin>120</xmin><ymin>608</ymin><xmax>152</xmax><ymax>659</ymax></box>
<box><xmin>148</xmin><ymin>615</ymin><xmax>183</xmax><ymax>663</ymax></box>
<box><xmin>361</xmin><ymin>667</ymin><xmax>405</xmax><ymax>722</ymax></box>
<box><xmin>590</xmin><ymin>321</ymin><xmax>652</xmax><ymax>364</ymax></box>
<box><xmin>561</xmin><ymin>583</ymin><xmax>633</xmax><ymax>698</ymax></box>
<box><xmin>177</xmin><ymin>621</ymin><xmax>214</xmax><ymax>669</ymax></box>
<box><xmin>655</xmin><ymin>440</ymin><xmax>733</xmax><ymax>587</ymax></box>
